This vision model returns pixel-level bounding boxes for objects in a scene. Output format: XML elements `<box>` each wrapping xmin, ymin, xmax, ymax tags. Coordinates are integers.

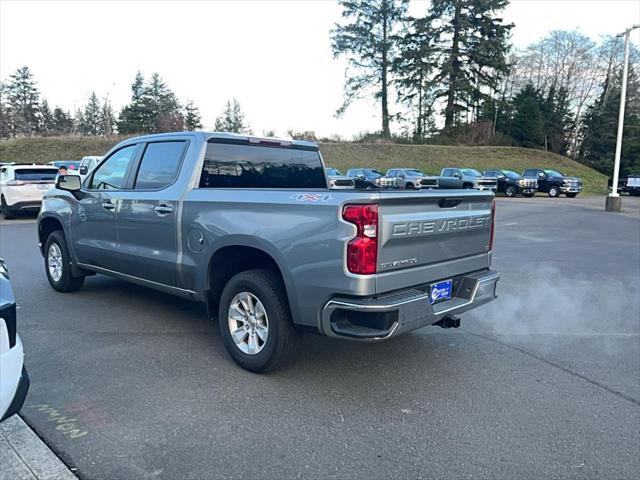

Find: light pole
<box><xmin>606</xmin><ymin>24</ymin><xmax>640</xmax><ymax>212</ymax></box>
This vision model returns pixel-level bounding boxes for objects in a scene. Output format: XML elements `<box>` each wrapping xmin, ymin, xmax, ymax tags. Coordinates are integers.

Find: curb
<box><xmin>0</xmin><ymin>415</ymin><xmax>77</xmax><ymax>480</ymax></box>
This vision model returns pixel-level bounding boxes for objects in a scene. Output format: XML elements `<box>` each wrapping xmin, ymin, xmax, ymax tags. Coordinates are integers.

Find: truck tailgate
<box><xmin>376</xmin><ymin>190</ymin><xmax>494</xmax><ymax>293</ymax></box>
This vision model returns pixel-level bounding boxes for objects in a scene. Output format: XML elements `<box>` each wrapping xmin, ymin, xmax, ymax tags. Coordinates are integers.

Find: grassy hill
<box><xmin>0</xmin><ymin>136</ymin><xmax>608</xmax><ymax>195</ymax></box>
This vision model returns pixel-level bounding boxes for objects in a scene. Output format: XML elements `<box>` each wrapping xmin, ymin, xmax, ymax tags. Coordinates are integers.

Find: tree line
<box><xmin>332</xmin><ymin>0</ymin><xmax>639</xmax><ymax>176</ymax></box>
<box><xmin>1</xmin><ymin>0</ymin><xmax>638</xmax><ymax>177</ymax></box>
<box><xmin>0</xmin><ymin>68</ymin><xmax>252</xmax><ymax>139</ymax></box>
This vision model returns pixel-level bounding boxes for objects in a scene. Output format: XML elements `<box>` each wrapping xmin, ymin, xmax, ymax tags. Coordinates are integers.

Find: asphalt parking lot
<box><xmin>0</xmin><ymin>195</ymin><xmax>638</xmax><ymax>480</ymax></box>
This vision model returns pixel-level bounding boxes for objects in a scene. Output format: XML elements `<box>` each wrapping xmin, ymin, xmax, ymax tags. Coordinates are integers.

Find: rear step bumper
<box><xmin>320</xmin><ymin>269</ymin><xmax>499</xmax><ymax>341</ymax></box>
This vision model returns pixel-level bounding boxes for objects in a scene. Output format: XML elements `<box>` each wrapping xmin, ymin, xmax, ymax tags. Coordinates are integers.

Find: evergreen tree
<box><xmin>39</xmin><ymin>99</ymin><xmax>55</xmax><ymax>135</ymax></box>
<box><xmin>579</xmin><ymin>67</ymin><xmax>640</xmax><ymax>176</ymax></box>
<box><xmin>510</xmin><ymin>84</ymin><xmax>544</xmax><ymax>148</ymax></box>
<box><xmin>540</xmin><ymin>86</ymin><xmax>571</xmax><ymax>154</ymax></box>
<box><xmin>145</xmin><ymin>73</ymin><xmax>182</xmax><ymax>133</ymax></box>
<box><xmin>214</xmin><ymin>99</ymin><xmax>251</xmax><ymax>134</ymax></box>
<box><xmin>0</xmin><ymin>82</ymin><xmax>12</xmax><ymax>138</ymax></box>
<box><xmin>428</xmin><ymin>0</ymin><xmax>512</xmax><ymax>130</ymax></box>
<box><xmin>331</xmin><ymin>0</ymin><xmax>409</xmax><ymax>139</ymax></box>
<box><xmin>184</xmin><ymin>101</ymin><xmax>203</xmax><ymax>131</ymax></box>
<box><xmin>117</xmin><ymin>71</ymin><xmax>151</xmax><ymax>134</ymax></box>
<box><xmin>392</xmin><ymin>16</ymin><xmax>436</xmax><ymax>139</ymax></box>
<box><xmin>80</xmin><ymin>92</ymin><xmax>103</xmax><ymax>135</ymax></box>
<box><xmin>52</xmin><ymin>107</ymin><xmax>74</xmax><ymax>135</ymax></box>
<box><xmin>7</xmin><ymin>66</ymin><xmax>41</xmax><ymax>136</ymax></box>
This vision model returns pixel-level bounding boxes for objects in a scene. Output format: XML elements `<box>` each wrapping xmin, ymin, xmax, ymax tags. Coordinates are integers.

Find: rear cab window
<box><xmin>199</xmin><ymin>140</ymin><xmax>326</xmax><ymax>189</ymax></box>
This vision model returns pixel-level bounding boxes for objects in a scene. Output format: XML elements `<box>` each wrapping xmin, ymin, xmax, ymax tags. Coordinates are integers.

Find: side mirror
<box><xmin>538</xmin><ymin>172</ymin><xmax>547</xmax><ymax>179</ymax></box>
<box><xmin>79</xmin><ymin>166</ymin><xmax>88</xmax><ymax>175</ymax></box>
<box><xmin>454</xmin><ymin>172</ymin><xmax>462</xmax><ymax>179</ymax></box>
<box><xmin>56</xmin><ymin>174</ymin><xmax>81</xmax><ymax>192</ymax></box>
<box><xmin>398</xmin><ymin>174</ymin><xmax>405</xmax><ymax>179</ymax></box>
<box><xmin>357</xmin><ymin>175</ymin><xmax>365</xmax><ymax>179</ymax></box>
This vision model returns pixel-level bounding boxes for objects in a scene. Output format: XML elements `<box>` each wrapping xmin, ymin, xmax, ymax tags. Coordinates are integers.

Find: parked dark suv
<box><xmin>483</xmin><ymin>170</ymin><xmax>537</xmax><ymax>197</ymax></box>
<box><xmin>346</xmin><ymin>168</ymin><xmax>396</xmax><ymax>189</ymax></box>
<box><xmin>523</xmin><ymin>169</ymin><xmax>582</xmax><ymax>197</ymax></box>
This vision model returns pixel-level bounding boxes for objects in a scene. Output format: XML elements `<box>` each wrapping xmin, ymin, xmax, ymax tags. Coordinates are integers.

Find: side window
<box><xmin>90</xmin><ymin>145</ymin><xmax>137</xmax><ymax>190</ymax></box>
<box><xmin>0</xmin><ymin>169</ymin><xmax>5</xmax><ymax>181</ymax></box>
<box><xmin>134</xmin><ymin>141</ymin><xmax>187</xmax><ymax>190</ymax></box>
<box><xmin>442</xmin><ymin>169</ymin><xmax>452</xmax><ymax>177</ymax></box>
<box><xmin>388</xmin><ymin>170</ymin><xmax>397</xmax><ymax>177</ymax></box>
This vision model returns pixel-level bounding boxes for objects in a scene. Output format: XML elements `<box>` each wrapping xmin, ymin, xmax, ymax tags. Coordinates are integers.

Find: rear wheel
<box><xmin>505</xmin><ymin>185</ymin><xmax>516</xmax><ymax>197</ymax></box>
<box><xmin>548</xmin><ymin>186</ymin><xmax>560</xmax><ymax>197</ymax></box>
<box><xmin>44</xmin><ymin>231</ymin><xmax>84</xmax><ymax>292</ymax></box>
<box><xmin>1</xmin><ymin>196</ymin><xmax>15</xmax><ymax>220</ymax></box>
<box><xmin>218</xmin><ymin>269</ymin><xmax>301</xmax><ymax>373</ymax></box>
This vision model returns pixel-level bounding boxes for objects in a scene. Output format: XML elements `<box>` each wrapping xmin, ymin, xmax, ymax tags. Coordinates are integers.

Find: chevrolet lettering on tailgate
<box><xmin>391</xmin><ymin>215</ymin><xmax>491</xmax><ymax>237</ymax></box>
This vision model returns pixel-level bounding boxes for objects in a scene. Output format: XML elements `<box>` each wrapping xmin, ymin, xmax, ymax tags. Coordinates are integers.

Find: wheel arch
<box><xmin>205</xmin><ymin>241</ymin><xmax>297</xmax><ymax>321</ymax></box>
<box><xmin>38</xmin><ymin>214</ymin><xmax>66</xmax><ymax>255</ymax></box>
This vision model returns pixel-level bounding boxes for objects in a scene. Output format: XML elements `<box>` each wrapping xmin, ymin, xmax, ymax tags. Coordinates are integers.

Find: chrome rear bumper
<box><xmin>320</xmin><ymin>269</ymin><xmax>500</xmax><ymax>340</ymax></box>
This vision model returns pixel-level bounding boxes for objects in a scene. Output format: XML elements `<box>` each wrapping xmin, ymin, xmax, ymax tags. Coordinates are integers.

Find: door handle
<box><xmin>102</xmin><ymin>201</ymin><xmax>116</xmax><ymax>211</ymax></box>
<box><xmin>154</xmin><ymin>205</ymin><xmax>173</xmax><ymax>215</ymax></box>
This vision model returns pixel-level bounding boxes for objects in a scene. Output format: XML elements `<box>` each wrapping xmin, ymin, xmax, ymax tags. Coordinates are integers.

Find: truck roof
<box><xmin>118</xmin><ymin>131</ymin><xmax>318</xmax><ymax>150</ymax></box>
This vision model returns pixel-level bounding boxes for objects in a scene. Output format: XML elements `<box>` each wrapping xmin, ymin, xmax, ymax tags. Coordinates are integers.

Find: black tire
<box><xmin>406</xmin><ymin>183</ymin><xmax>417</xmax><ymax>190</ymax></box>
<box><xmin>565</xmin><ymin>192</ymin><xmax>578</xmax><ymax>198</ymax></box>
<box><xmin>1</xmin><ymin>196</ymin><xmax>15</xmax><ymax>220</ymax></box>
<box><xmin>44</xmin><ymin>231</ymin><xmax>84</xmax><ymax>292</ymax></box>
<box><xmin>522</xmin><ymin>193</ymin><xmax>535</xmax><ymax>198</ymax></box>
<box><xmin>505</xmin><ymin>185</ymin><xmax>516</xmax><ymax>197</ymax></box>
<box><xmin>463</xmin><ymin>183</ymin><xmax>473</xmax><ymax>189</ymax></box>
<box><xmin>548</xmin><ymin>185</ymin><xmax>560</xmax><ymax>197</ymax></box>
<box><xmin>218</xmin><ymin>269</ymin><xmax>301</xmax><ymax>373</ymax></box>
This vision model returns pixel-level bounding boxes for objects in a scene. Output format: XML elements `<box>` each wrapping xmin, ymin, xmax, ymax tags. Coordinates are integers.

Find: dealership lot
<box><xmin>0</xmin><ymin>196</ymin><xmax>638</xmax><ymax>480</ymax></box>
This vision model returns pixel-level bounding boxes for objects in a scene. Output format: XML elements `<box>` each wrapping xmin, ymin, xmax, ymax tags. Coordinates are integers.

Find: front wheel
<box><xmin>44</xmin><ymin>231</ymin><xmax>85</xmax><ymax>292</ymax></box>
<box><xmin>505</xmin><ymin>185</ymin><xmax>516</xmax><ymax>197</ymax></box>
<box><xmin>218</xmin><ymin>269</ymin><xmax>301</xmax><ymax>373</ymax></box>
<box><xmin>548</xmin><ymin>186</ymin><xmax>560</xmax><ymax>197</ymax></box>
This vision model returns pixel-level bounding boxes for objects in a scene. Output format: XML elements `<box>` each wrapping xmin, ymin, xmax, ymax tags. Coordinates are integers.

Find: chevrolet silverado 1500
<box><xmin>37</xmin><ymin>132</ymin><xmax>500</xmax><ymax>372</ymax></box>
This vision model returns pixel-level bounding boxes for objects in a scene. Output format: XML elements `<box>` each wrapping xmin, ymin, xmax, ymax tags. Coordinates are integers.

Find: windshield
<box><xmin>406</xmin><ymin>169</ymin><xmax>425</xmax><ymax>176</ymax></box>
<box><xmin>460</xmin><ymin>168</ymin><xmax>482</xmax><ymax>177</ymax></box>
<box><xmin>326</xmin><ymin>168</ymin><xmax>342</xmax><ymax>176</ymax></box>
<box><xmin>501</xmin><ymin>170</ymin><xmax>521</xmax><ymax>179</ymax></box>
<box><xmin>544</xmin><ymin>169</ymin><xmax>563</xmax><ymax>177</ymax></box>
<box><xmin>14</xmin><ymin>168</ymin><xmax>58</xmax><ymax>181</ymax></box>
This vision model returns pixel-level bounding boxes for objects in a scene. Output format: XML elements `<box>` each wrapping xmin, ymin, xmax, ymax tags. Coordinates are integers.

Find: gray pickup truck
<box><xmin>37</xmin><ymin>132</ymin><xmax>499</xmax><ymax>372</ymax></box>
<box><xmin>439</xmin><ymin>168</ymin><xmax>497</xmax><ymax>191</ymax></box>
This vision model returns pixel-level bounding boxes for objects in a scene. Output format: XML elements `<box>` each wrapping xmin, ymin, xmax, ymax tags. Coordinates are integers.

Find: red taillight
<box><xmin>489</xmin><ymin>199</ymin><xmax>496</xmax><ymax>250</ymax></box>
<box><xmin>342</xmin><ymin>204</ymin><xmax>378</xmax><ymax>274</ymax></box>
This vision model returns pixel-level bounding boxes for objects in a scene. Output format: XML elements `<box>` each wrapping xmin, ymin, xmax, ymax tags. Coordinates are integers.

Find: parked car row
<box><xmin>326</xmin><ymin>166</ymin><xmax>582</xmax><ymax>198</ymax></box>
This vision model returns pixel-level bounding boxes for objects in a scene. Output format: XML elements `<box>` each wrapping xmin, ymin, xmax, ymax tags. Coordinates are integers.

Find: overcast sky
<box><xmin>1</xmin><ymin>0</ymin><xmax>639</xmax><ymax>138</ymax></box>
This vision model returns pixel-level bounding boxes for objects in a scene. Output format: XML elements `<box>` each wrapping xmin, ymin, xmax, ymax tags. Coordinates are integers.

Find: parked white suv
<box><xmin>0</xmin><ymin>164</ymin><xmax>58</xmax><ymax>219</ymax></box>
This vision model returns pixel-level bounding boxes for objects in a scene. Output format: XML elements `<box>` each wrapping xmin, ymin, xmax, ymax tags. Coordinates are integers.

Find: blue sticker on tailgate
<box><xmin>430</xmin><ymin>280</ymin><xmax>453</xmax><ymax>304</ymax></box>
